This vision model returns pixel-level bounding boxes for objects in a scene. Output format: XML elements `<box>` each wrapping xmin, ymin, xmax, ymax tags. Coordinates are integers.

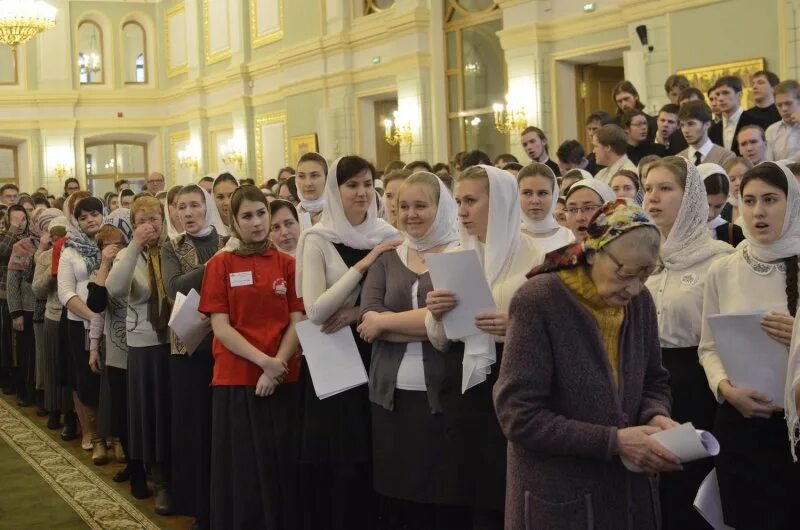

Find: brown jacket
<box><xmin>494</xmin><ymin>272</ymin><xmax>671</xmax><ymax>530</ymax></box>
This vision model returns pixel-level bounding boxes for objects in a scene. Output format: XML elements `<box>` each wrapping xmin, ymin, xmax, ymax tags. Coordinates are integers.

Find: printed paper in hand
<box><xmin>426</xmin><ymin>250</ymin><xmax>496</xmax><ymax>340</ymax></box>
<box><xmin>167</xmin><ymin>289</ymin><xmax>210</xmax><ymax>355</ymax></box>
<box><xmin>694</xmin><ymin>469</ymin><xmax>734</xmax><ymax>530</ymax></box>
<box><xmin>296</xmin><ymin>320</ymin><xmax>368</xmax><ymax>399</ymax></box>
<box><xmin>621</xmin><ymin>422</ymin><xmax>720</xmax><ymax>473</ymax></box>
<box><xmin>708</xmin><ymin>311</ymin><xmax>788</xmax><ymax>404</ymax></box>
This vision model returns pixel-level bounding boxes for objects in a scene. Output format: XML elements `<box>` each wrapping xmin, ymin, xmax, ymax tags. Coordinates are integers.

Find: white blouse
<box><xmin>526</xmin><ymin>226</ymin><xmax>575</xmax><ymax>255</ymax></box>
<box><xmin>300</xmin><ymin>233</ymin><xmax>364</xmax><ymax>325</ymax></box>
<box><xmin>394</xmin><ymin>244</ymin><xmax>426</xmax><ymax>391</ymax></box>
<box><xmin>698</xmin><ymin>247</ymin><xmax>792</xmax><ymax>401</ymax></box>
<box><xmin>57</xmin><ymin>247</ymin><xmax>93</xmax><ymax>324</ymax></box>
<box><xmin>646</xmin><ymin>253</ymin><xmax>727</xmax><ymax>349</ymax></box>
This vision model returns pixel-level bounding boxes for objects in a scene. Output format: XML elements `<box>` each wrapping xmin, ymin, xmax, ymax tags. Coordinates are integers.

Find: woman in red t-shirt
<box><xmin>199</xmin><ymin>185</ymin><xmax>304</xmax><ymax>530</ymax></box>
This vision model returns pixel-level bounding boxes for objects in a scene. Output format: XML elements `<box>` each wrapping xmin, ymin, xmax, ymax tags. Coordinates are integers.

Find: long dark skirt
<box><xmin>14</xmin><ymin>312</ymin><xmax>35</xmax><ymax>403</ymax></box>
<box><xmin>211</xmin><ymin>383</ymin><xmax>301</xmax><ymax>530</ymax></box>
<box><xmin>42</xmin><ymin>317</ymin><xmax>69</xmax><ymax>412</ymax></box>
<box><xmin>714</xmin><ymin>402</ymin><xmax>800</xmax><ymax>530</ymax></box>
<box><xmin>33</xmin><ymin>320</ymin><xmax>45</xmax><ymax>390</ymax></box>
<box><xmin>66</xmin><ymin>319</ymin><xmax>99</xmax><ymax>407</ymax></box>
<box><xmin>659</xmin><ymin>346</ymin><xmax>715</xmax><ymax>530</ymax></box>
<box><xmin>301</xmin><ymin>326</ymin><xmax>375</xmax><ymax>530</ymax></box>
<box><xmin>0</xmin><ymin>299</ymin><xmax>13</xmax><ymax>390</ymax></box>
<box><xmin>170</xmin><ymin>336</ymin><xmax>214</xmax><ymax>523</ymax></box>
<box><xmin>58</xmin><ymin>309</ymin><xmax>73</xmax><ymax>390</ymax></box>
<box><xmin>127</xmin><ymin>343</ymin><xmax>171</xmax><ymax>466</ymax></box>
<box><xmin>97</xmin><ymin>347</ymin><xmax>113</xmax><ymax>438</ymax></box>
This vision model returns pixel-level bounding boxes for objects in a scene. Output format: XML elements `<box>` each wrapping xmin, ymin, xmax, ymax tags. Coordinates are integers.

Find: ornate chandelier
<box><xmin>0</xmin><ymin>0</ymin><xmax>57</xmax><ymax>51</ymax></box>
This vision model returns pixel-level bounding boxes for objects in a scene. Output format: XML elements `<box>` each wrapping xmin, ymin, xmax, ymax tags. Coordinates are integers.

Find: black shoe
<box><xmin>35</xmin><ymin>391</ymin><xmax>47</xmax><ymax>416</ymax></box>
<box><xmin>1</xmin><ymin>384</ymin><xmax>13</xmax><ymax>395</ymax></box>
<box><xmin>46</xmin><ymin>410</ymin><xmax>62</xmax><ymax>430</ymax></box>
<box><xmin>190</xmin><ymin>519</ymin><xmax>209</xmax><ymax>530</ymax></box>
<box><xmin>130</xmin><ymin>476</ymin><xmax>152</xmax><ymax>499</ymax></box>
<box><xmin>113</xmin><ymin>466</ymin><xmax>132</xmax><ymax>483</ymax></box>
<box><xmin>61</xmin><ymin>412</ymin><xmax>78</xmax><ymax>441</ymax></box>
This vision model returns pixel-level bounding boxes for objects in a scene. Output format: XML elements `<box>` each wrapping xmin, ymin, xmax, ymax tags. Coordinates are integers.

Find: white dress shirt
<box><xmin>646</xmin><ymin>253</ymin><xmax>727</xmax><ymax>349</ymax></box>
<box><xmin>722</xmin><ymin>107</ymin><xmax>744</xmax><ymax>150</ymax></box>
<box><xmin>765</xmin><ymin>119</ymin><xmax>800</xmax><ymax>163</ymax></box>
<box><xmin>698</xmin><ymin>247</ymin><xmax>792</xmax><ymax>401</ymax></box>
<box><xmin>57</xmin><ymin>247</ymin><xmax>93</xmax><ymax>325</ymax></box>
<box><xmin>687</xmin><ymin>138</ymin><xmax>715</xmax><ymax>164</ymax></box>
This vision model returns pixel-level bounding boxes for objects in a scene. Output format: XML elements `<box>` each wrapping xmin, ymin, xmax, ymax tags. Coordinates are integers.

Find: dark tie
<box><xmin>694</xmin><ymin>151</ymin><xmax>703</xmax><ymax>166</ymax></box>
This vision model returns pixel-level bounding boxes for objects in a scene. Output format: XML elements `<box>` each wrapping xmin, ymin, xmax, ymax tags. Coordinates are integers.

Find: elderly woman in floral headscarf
<box><xmin>494</xmin><ymin>199</ymin><xmax>678</xmax><ymax>530</ymax></box>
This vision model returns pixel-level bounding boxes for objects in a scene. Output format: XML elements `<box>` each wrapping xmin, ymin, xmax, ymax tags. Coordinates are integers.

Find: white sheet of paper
<box><xmin>622</xmin><ymin>422</ymin><xmax>720</xmax><ymax>473</ymax></box>
<box><xmin>708</xmin><ymin>311</ymin><xmax>788</xmax><ymax>404</ymax></box>
<box><xmin>296</xmin><ymin>320</ymin><xmax>368</xmax><ymax>399</ymax></box>
<box><xmin>694</xmin><ymin>469</ymin><xmax>734</xmax><ymax>530</ymax></box>
<box><xmin>167</xmin><ymin>289</ymin><xmax>210</xmax><ymax>355</ymax></box>
<box><xmin>426</xmin><ymin>250</ymin><xmax>496</xmax><ymax>340</ymax></box>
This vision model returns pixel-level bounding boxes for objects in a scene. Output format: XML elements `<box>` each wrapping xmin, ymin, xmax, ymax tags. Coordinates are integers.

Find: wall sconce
<box><xmin>178</xmin><ymin>144</ymin><xmax>200</xmax><ymax>173</ymax></box>
<box><xmin>53</xmin><ymin>163</ymin><xmax>71</xmax><ymax>179</ymax></box>
<box><xmin>383</xmin><ymin>110</ymin><xmax>413</xmax><ymax>146</ymax></box>
<box><xmin>493</xmin><ymin>95</ymin><xmax>528</xmax><ymax>134</ymax></box>
<box><xmin>221</xmin><ymin>138</ymin><xmax>244</xmax><ymax>171</ymax></box>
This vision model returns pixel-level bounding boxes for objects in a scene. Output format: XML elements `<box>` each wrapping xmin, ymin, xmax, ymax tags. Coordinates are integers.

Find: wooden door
<box><xmin>373</xmin><ymin>99</ymin><xmax>401</xmax><ymax>172</ymax></box>
<box><xmin>576</xmin><ymin>65</ymin><xmax>625</xmax><ymax>149</ymax></box>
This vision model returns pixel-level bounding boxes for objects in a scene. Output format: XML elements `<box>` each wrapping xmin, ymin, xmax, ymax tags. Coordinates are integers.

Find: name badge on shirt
<box><xmin>229</xmin><ymin>271</ymin><xmax>253</xmax><ymax>287</ymax></box>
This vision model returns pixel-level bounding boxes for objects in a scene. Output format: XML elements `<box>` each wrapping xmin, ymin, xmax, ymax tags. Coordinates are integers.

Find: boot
<box><xmin>46</xmin><ymin>410</ymin><xmax>62</xmax><ymax>430</ymax></box>
<box><xmin>129</xmin><ymin>461</ymin><xmax>152</xmax><ymax>499</ymax></box>
<box><xmin>60</xmin><ymin>411</ymin><xmax>78</xmax><ymax>441</ymax></box>
<box><xmin>92</xmin><ymin>439</ymin><xmax>109</xmax><ymax>465</ymax></box>
<box><xmin>35</xmin><ymin>390</ymin><xmax>48</xmax><ymax>417</ymax></box>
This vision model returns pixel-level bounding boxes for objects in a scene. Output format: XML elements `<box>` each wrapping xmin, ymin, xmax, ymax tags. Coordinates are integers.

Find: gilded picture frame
<box><xmin>289</xmin><ymin>134</ymin><xmax>318</xmax><ymax>164</ymax></box>
<box><xmin>677</xmin><ymin>58</ymin><xmax>766</xmax><ymax>109</ymax></box>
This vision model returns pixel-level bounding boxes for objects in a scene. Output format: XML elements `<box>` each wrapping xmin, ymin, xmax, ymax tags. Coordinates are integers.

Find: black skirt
<box><xmin>714</xmin><ymin>402</ymin><xmax>800</xmax><ymax>530</ymax></box>
<box><xmin>211</xmin><ymin>383</ymin><xmax>302</xmax><ymax>530</ymax></box>
<box><xmin>42</xmin><ymin>317</ymin><xmax>69</xmax><ymax>412</ymax></box>
<box><xmin>67</xmin><ymin>318</ymin><xmax>99</xmax><ymax>407</ymax></box>
<box><xmin>14</xmin><ymin>311</ymin><xmax>35</xmax><ymax>402</ymax></box>
<box><xmin>659</xmin><ymin>346</ymin><xmax>716</xmax><ymax>530</ymax></box>
<box><xmin>0</xmin><ymin>299</ymin><xmax>12</xmax><ymax>369</ymax></box>
<box><xmin>170</xmin><ymin>336</ymin><xmax>214</xmax><ymax>522</ymax></box>
<box><xmin>104</xmin><ymin>365</ymin><xmax>128</xmax><ymax>440</ymax></box>
<box><xmin>58</xmin><ymin>309</ymin><xmax>74</xmax><ymax>389</ymax></box>
<box><xmin>127</xmin><ymin>343</ymin><xmax>171</xmax><ymax>465</ymax></box>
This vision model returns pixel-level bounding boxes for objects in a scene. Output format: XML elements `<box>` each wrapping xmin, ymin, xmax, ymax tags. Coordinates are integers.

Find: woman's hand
<box><xmin>101</xmin><ymin>244</ymin><xmax>120</xmax><ymax>265</ymax></box>
<box><xmin>647</xmin><ymin>415</ymin><xmax>680</xmax><ymax>431</ymax></box>
<box><xmin>617</xmin><ymin>425</ymin><xmax>682</xmax><ymax>473</ymax></box>
<box><xmin>11</xmin><ymin>316</ymin><xmax>23</xmax><ymax>332</ymax></box>
<box><xmin>760</xmin><ymin>311</ymin><xmax>794</xmax><ymax>347</ymax></box>
<box><xmin>321</xmin><ymin>306</ymin><xmax>360</xmax><ymax>334</ymax></box>
<box><xmin>426</xmin><ymin>289</ymin><xmax>457</xmax><ymax>322</ymax></box>
<box><xmin>475</xmin><ymin>311</ymin><xmax>509</xmax><ymax>337</ymax></box>
<box><xmin>719</xmin><ymin>380</ymin><xmax>780</xmax><ymax>418</ymax></box>
<box><xmin>357</xmin><ymin>311</ymin><xmax>385</xmax><ymax>343</ymax></box>
<box><xmin>354</xmin><ymin>240</ymin><xmax>403</xmax><ymax>273</ymax></box>
<box><xmin>132</xmin><ymin>223</ymin><xmax>156</xmax><ymax>247</ymax></box>
<box><xmin>89</xmin><ymin>349</ymin><xmax>102</xmax><ymax>374</ymax></box>
<box><xmin>255</xmin><ymin>372</ymin><xmax>278</xmax><ymax>397</ymax></box>
<box><xmin>260</xmin><ymin>355</ymin><xmax>288</xmax><ymax>382</ymax></box>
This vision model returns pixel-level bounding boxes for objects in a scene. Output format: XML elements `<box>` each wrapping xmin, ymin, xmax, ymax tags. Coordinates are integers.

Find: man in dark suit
<box><xmin>655</xmin><ymin>104</ymin><xmax>683</xmax><ymax>155</ymax></box>
<box><xmin>708</xmin><ymin>76</ymin><xmax>765</xmax><ymax>156</ymax></box>
<box><xmin>748</xmin><ymin>70</ymin><xmax>782</xmax><ymax>127</ymax></box>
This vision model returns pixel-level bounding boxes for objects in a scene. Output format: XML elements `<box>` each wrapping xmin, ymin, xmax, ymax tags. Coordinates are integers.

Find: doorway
<box><xmin>575</xmin><ymin>63</ymin><xmax>625</xmax><ymax>150</ymax></box>
<box><xmin>373</xmin><ymin>99</ymin><xmax>400</xmax><ymax>172</ymax></box>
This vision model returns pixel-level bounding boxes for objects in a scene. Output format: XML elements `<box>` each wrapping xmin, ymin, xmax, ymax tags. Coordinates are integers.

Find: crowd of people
<box><xmin>0</xmin><ymin>70</ymin><xmax>799</xmax><ymax>530</ymax></box>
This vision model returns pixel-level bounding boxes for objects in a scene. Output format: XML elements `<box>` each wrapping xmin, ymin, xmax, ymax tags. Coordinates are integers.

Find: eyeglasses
<box><xmin>565</xmin><ymin>204</ymin><xmax>602</xmax><ymax>216</ymax></box>
<box><xmin>602</xmin><ymin>247</ymin><xmax>664</xmax><ymax>282</ymax></box>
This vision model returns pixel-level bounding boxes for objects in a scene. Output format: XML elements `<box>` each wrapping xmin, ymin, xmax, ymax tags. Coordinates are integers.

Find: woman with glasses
<box><xmin>517</xmin><ymin>163</ymin><xmax>575</xmax><ymax>254</ymax></box>
<box><xmin>642</xmin><ymin>156</ymin><xmax>733</xmax><ymax>530</ymax></box>
<box><xmin>494</xmin><ymin>199</ymin><xmax>677</xmax><ymax>530</ymax></box>
<box><xmin>563</xmin><ymin>179</ymin><xmax>616</xmax><ymax>241</ymax></box>
<box><xmin>700</xmin><ymin>161</ymin><xmax>800</xmax><ymax>529</ymax></box>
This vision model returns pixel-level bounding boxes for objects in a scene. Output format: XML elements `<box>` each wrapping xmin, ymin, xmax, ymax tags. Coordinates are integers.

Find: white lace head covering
<box><xmin>659</xmin><ymin>158</ymin><xmax>733</xmax><ymax>270</ymax></box>
<box><xmin>698</xmin><ymin>163</ymin><xmax>730</xmax><ymax>232</ymax></box>
<box><xmin>740</xmin><ymin>161</ymin><xmax>800</xmax><ymax>262</ymax></box>
<box><xmin>458</xmin><ymin>165</ymin><xmax>523</xmax><ymax>393</ymax></box>
<box><xmin>519</xmin><ymin>164</ymin><xmax>562</xmax><ymax>234</ymax></box>
<box><xmin>295</xmin><ymin>156</ymin><xmax>400</xmax><ymax>296</ymax></box>
<box><xmin>403</xmin><ymin>172</ymin><xmax>459</xmax><ymax>252</ymax></box>
<box><xmin>565</xmin><ymin>179</ymin><xmax>616</xmax><ymax>204</ymax></box>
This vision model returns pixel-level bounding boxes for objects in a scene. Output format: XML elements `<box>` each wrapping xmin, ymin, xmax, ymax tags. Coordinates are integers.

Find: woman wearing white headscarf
<box><xmin>295</xmin><ymin>155</ymin><xmax>401</xmax><ymax>530</ymax></box>
<box><xmin>564</xmin><ymin>179</ymin><xmax>617</xmax><ymax>241</ymax></box>
<box><xmin>164</xmin><ymin>185</ymin><xmax>185</xmax><ymax>239</ymax></box>
<box><xmin>356</xmin><ymin>172</ymin><xmax>464</xmax><ymax>526</ymax></box>
<box><xmin>699</xmin><ymin>163</ymin><xmax>746</xmax><ymax>247</ymax></box>
<box><xmin>699</xmin><ymin>161</ymin><xmax>800</xmax><ymax>529</ymax></box>
<box><xmin>158</xmin><ymin>184</ymin><xmax>227</xmax><ymax>528</ymax></box>
<box><xmin>642</xmin><ymin>156</ymin><xmax>734</xmax><ymax>529</ymax></box>
<box><xmin>295</xmin><ymin>152</ymin><xmax>329</xmax><ymax>230</ymax></box>
<box><xmin>424</xmin><ymin>164</ymin><xmax>544</xmax><ymax>527</ymax></box>
<box><xmin>517</xmin><ymin>162</ymin><xmax>575</xmax><ymax>254</ymax></box>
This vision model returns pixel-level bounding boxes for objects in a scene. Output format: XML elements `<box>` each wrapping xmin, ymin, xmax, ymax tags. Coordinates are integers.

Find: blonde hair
<box><xmin>456</xmin><ymin>165</ymin><xmax>490</xmax><ymax>193</ymax></box>
<box><xmin>641</xmin><ymin>156</ymin><xmax>687</xmax><ymax>190</ymax></box>
<box><xmin>130</xmin><ymin>195</ymin><xmax>163</xmax><ymax>227</ymax></box>
<box><xmin>516</xmin><ymin>162</ymin><xmax>556</xmax><ymax>185</ymax></box>
<box><xmin>398</xmin><ymin>171</ymin><xmax>441</xmax><ymax>205</ymax></box>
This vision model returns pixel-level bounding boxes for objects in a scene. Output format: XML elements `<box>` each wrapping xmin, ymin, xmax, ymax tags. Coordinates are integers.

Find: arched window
<box><xmin>77</xmin><ymin>21</ymin><xmax>104</xmax><ymax>84</ymax></box>
<box><xmin>123</xmin><ymin>21</ymin><xmax>147</xmax><ymax>84</ymax></box>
